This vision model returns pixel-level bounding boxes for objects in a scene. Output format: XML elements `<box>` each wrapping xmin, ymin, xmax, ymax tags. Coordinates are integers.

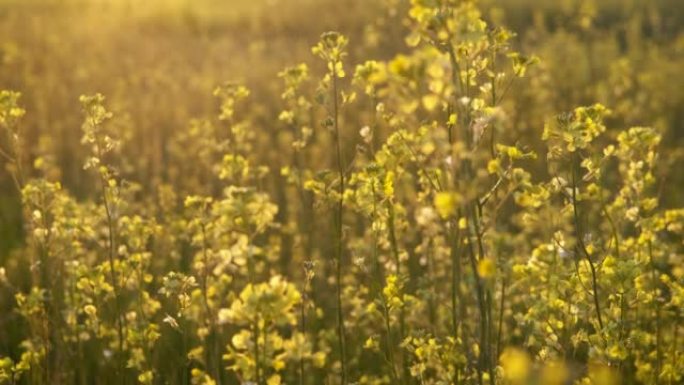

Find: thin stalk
<box><xmin>649</xmin><ymin>241</ymin><xmax>661</xmax><ymax>384</ymax></box>
<box><xmin>299</xmin><ymin>259</ymin><xmax>315</xmax><ymax>385</ymax></box>
<box><xmin>489</xmin><ymin>47</ymin><xmax>497</xmax><ymax>157</ymax></box>
<box><xmin>570</xmin><ymin>155</ymin><xmax>604</xmax><ymax>331</ymax></box>
<box><xmin>447</xmin><ymin>43</ymin><xmax>476</xmax><ymax>384</ymax></box>
<box><xmin>74</xmin><ymin>282</ymin><xmax>87</xmax><ymax>385</ymax></box>
<box><xmin>94</xmin><ymin>137</ymin><xmax>126</xmax><ymax>385</ymax></box>
<box><xmin>451</xmin><ymin>40</ymin><xmax>494</xmax><ymax>381</ymax></box>
<box><xmin>181</xmin><ymin>319</ymin><xmax>189</xmax><ymax>385</ymax></box>
<box><xmin>426</xmin><ymin>238</ymin><xmax>437</xmax><ymax>334</ymax></box>
<box><xmin>449</xmin><ymin>229</ymin><xmax>461</xmax><ymax>337</ymax></box>
<box><xmin>254</xmin><ymin>315</ymin><xmax>262</xmax><ymax>385</ymax></box>
<box><xmin>449</xmin><ymin>225</ymin><xmax>464</xmax><ymax>385</ymax></box>
<box><xmin>383</xmin><ymin>303</ymin><xmax>400</xmax><ymax>384</ymax></box>
<box><xmin>369</xmin><ymin>183</ymin><xmax>399</xmax><ymax>383</ymax></box>
<box><xmin>471</xmin><ymin>204</ymin><xmax>495</xmax><ymax>385</ymax></box>
<box><xmin>331</xmin><ymin>63</ymin><xmax>348</xmax><ymax>385</ymax></box>
<box><xmin>101</xmin><ymin>183</ymin><xmax>124</xmax><ymax>384</ymax></box>
<box><xmin>299</xmin><ymin>290</ymin><xmax>307</xmax><ymax>385</ymax></box>
<box><xmin>0</xmin><ymin>145</ymin><xmax>13</xmax><ymax>161</ymax></box>
<box><xmin>136</xmin><ymin>264</ymin><xmax>151</xmax><ymax>385</ymax></box>
<box><xmin>34</xmin><ymin>202</ymin><xmax>56</xmax><ymax>385</ymax></box>
<box><xmin>263</xmin><ymin>326</ymin><xmax>270</xmax><ymax>381</ymax></box>
<box><xmin>199</xmin><ymin>223</ymin><xmax>222</xmax><ymax>385</ymax></box>
<box><xmin>496</xmin><ymin>278</ymin><xmax>507</xmax><ymax>360</ymax></box>
<box><xmin>465</xmin><ymin>234</ymin><xmax>485</xmax><ymax>385</ymax></box>
<box><xmin>0</xmin><ymin>134</ymin><xmax>23</xmax><ymax>193</ymax></box>
<box><xmin>618</xmin><ymin>292</ymin><xmax>626</xmax><ymax>375</ymax></box>
<box><xmin>598</xmin><ymin>190</ymin><xmax>621</xmax><ymax>260</ymax></box>
<box><xmin>671</xmin><ymin>311</ymin><xmax>679</xmax><ymax>385</ymax></box>
<box><xmin>386</xmin><ymin>200</ymin><xmax>407</xmax><ymax>385</ymax></box>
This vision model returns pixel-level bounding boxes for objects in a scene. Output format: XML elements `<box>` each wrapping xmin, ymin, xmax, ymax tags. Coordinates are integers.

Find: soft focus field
<box><xmin>0</xmin><ymin>0</ymin><xmax>683</xmax><ymax>384</ymax></box>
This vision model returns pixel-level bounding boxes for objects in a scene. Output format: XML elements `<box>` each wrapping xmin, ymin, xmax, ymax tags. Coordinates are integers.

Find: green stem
<box><xmin>649</xmin><ymin>241</ymin><xmax>661</xmax><ymax>384</ymax></box>
<box><xmin>470</xmin><ymin>204</ymin><xmax>495</xmax><ymax>385</ymax></box>
<box><xmin>386</xmin><ymin>200</ymin><xmax>407</xmax><ymax>385</ymax></box>
<box><xmin>331</xmin><ymin>61</ymin><xmax>348</xmax><ymax>385</ymax></box>
<box><xmin>570</xmin><ymin>155</ymin><xmax>604</xmax><ymax>332</ymax></box>
<box><xmin>94</xmin><ymin>136</ymin><xmax>126</xmax><ymax>385</ymax></box>
<box><xmin>254</xmin><ymin>315</ymin><xmax>261</xmax><ymax>385</ymax></box>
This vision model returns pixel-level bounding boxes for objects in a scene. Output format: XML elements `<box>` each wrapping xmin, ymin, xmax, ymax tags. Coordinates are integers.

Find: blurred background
<box><xmin>1</xmin><ymin>0</ymin><xmax>683</xmax><ymax>258</ymax></box>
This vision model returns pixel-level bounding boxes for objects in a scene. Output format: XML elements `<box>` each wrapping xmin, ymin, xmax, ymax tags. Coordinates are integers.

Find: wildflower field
<box><xmin>1</xmin><ymin>0</ymin><xmax>683</xmax><ymax>384</ymax></box>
